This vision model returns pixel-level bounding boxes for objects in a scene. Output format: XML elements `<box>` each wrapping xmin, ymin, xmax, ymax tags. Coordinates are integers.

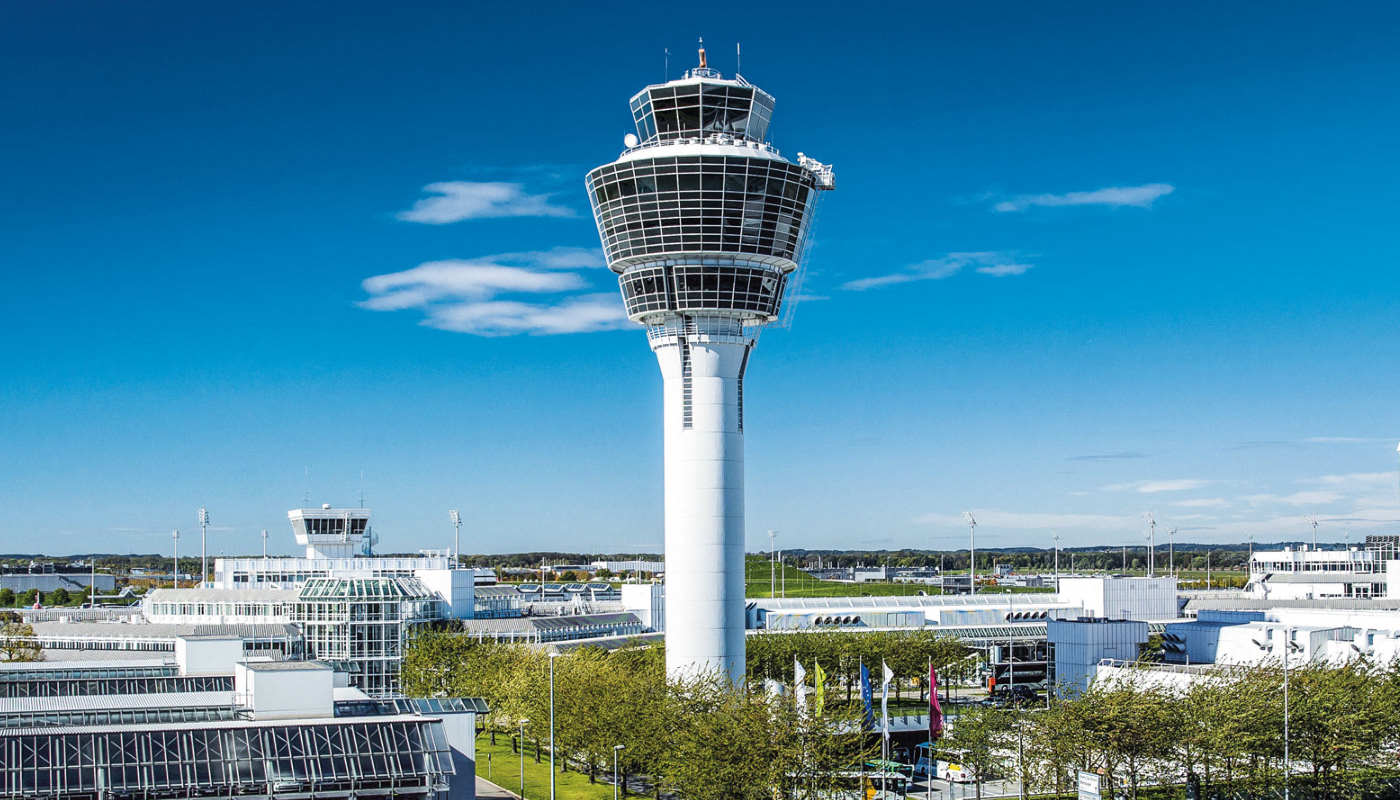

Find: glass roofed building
<box><xmin>0</xmin><ymin>638</ymin><xmax>484</xmax><ymax>800</ymax></box>
<box><xmin>290</xmin><ymin>577</ymin><xmax>446</xmax><ymax>696</ymax></box>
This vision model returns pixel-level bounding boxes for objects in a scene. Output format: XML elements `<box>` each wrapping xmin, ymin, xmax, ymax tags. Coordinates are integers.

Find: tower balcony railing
<box><xmin>623</xmin><ymin>133</ymin><xmax>782</xmax><ymax>159</ymax></box>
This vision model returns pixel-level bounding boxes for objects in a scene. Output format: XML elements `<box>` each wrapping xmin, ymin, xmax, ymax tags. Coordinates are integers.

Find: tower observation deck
<box><xmin>587</xmin><ymin>46</ymin><xmax>834</xmax><ymax>682</ymax></box>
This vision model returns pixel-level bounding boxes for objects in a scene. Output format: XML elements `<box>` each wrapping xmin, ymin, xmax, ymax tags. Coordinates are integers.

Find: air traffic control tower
<box><xmin>587</xmin><ymin>45</ymin><xmax>834</xmax><ymax>682</ymax></box>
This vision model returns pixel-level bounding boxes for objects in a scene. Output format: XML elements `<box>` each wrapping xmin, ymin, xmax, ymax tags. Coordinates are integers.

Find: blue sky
<box><xmin>4</xmin><ymin>2</ymin><xmax>1400</xmax><ymax>556</ymax></box>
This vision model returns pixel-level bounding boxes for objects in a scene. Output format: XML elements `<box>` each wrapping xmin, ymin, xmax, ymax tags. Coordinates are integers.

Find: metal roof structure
<box><xmin>0</xmin><ymin>673</ymin><xmax>232</xmax><ymax>699</ymax></box>
<box><xmin>298</xmin><ymin>576</ymin><xmax>435</xmax><ymax>600</ymax></box>
<box><xmin>0</xmin><ymin>715</ymin><xmax>453</xmax><ymax>799</ymax></box>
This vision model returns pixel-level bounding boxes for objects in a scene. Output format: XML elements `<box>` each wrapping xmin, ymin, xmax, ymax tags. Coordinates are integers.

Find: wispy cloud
<box><xmin>1102</xmin><ymin>478</ymin><xmax>1210</xmax><ymax>493</ymax></box>
<box><xmin>397</xmin><ymin>181</ymin><xmax>574</xmax><ymax>223</ymax></box>
<box><xmin>1067</xmin><ymin>451</ymin><xmax>1148</xmax><ymax>462</ymax></box>
<box><xmin>359</xmin><ymin>247</ymin><xmax>628</xmax><ymax>336</ymax></box>
<box><xmin>993</xmin><ymin>183</ymin><xmax>1174</xmax><ymax>213</ymax></box>
<box><xmin>975</xmin><ymin>263</ymin><xmax>1033</xmax><ymax>277</ymax></box>
<box><xmin>843</xmin><ymin>252</ymin><xmax>1030</xmax><ymax>291</ymax></box>
<box><xmin>1304</xmin><ymin>436</ymin><xmax>1395</xmax><ymax>444</ymax></box>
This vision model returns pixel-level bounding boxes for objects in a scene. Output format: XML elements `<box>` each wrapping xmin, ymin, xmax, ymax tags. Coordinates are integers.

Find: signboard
<box><xmin>1077</xmin><ymin>770</ymin><xmax>1102</xmax><ymax>800</ymax></box>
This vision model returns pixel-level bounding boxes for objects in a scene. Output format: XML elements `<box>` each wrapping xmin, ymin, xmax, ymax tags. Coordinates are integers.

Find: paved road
<box><xmin>477</xmin><ymin>776</ymin><xmax>523</xmax><ymax>800</ymax></box>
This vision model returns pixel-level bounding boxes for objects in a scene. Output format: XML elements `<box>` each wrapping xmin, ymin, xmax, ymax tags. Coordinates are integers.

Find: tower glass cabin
<box><xmin>586</xmin><ymin>53</ymin><xmax>833</xmax><ymax>682</ymax></box>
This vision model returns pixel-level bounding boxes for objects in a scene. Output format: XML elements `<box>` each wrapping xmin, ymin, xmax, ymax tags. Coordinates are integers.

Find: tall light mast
<box><xmin>587</xmin><ymin>45</ymin><xmax>834</xmax><ymax>681</ymax></box>
<box><xmin>1143</xmin><ymin>512</ymin><xmax>1156</xmax><ymax>578</ymax></box>
<box><xmin>962</xmin><ymin>512</ymin><xmax>977</xmax><ymax>595</ymax></box>
<box><xmin>197</xmin><ymin>507</ymin><xmax>210</xmax><ymax>587</ymax></box>
<box><xmin>171</xmin><ymin>529</ymin><xmax>180</xmax><ymax>589</ymax></box>
<box><xmin>450</xmin><ymin>509</ymin><xmax>462</xmax><ymax>565</ymax></box>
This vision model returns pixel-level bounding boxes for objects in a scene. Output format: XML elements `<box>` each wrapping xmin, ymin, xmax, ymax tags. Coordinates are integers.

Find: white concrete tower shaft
<box><xmin>586</xmin><ymin>55</ymin><xmax>833</xmax><ymax>683</ymax></box>
<box><xmin>655</xmin><ymin>331</ymin><xmax>749</xmax><ymax>680</ymax></box>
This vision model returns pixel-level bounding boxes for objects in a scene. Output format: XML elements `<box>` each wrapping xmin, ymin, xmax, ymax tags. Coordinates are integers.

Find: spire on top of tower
<box><xmin>698</xmin><ymin>36</ymin><xmax>707</xmax><ymax>69</ymax></box>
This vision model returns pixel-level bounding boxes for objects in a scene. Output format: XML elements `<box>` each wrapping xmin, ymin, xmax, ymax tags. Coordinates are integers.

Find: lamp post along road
<box><xmin>519</xmin><ymin>719</ymin><xmax>528</xmax><ymax>800</ymax></box>
<box><xmin>962</xmin><ymin>512</ymin><xmax>977</xmax><ymax>595</ymax></box>
<box><xmin>549</xmin><ymin>653</ymin><xmax>558</xmax><ymax>800</ymax></box>
<box><xmin>614</xmin><ymin>744</ymin><xmax>625</xmax><ymax>800</ymax></box>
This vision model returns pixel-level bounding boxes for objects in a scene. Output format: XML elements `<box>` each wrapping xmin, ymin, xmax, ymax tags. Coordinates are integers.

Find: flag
<box><xmin>859</xmin><ymin>662</ymin><xmax>874</xmax><ymax>730</ymax></box>
<box><xmin>929</xmin><ymin>665</ymin><xmax>945</xmax><ymax>740</ymax></box>
<box><xmin>881</xmin><ymin>660</ymin><xmax>893</xmax><ymax>740</ymax></box>
<box><xmin>794</xmin><ymin>658</ymin><xmax>808</xmax><ymax>714</ymax></box>
<box><xmin>813</xmin><ymin>661</ymin><xmax>827</xmax><ymax>717</ymax></box>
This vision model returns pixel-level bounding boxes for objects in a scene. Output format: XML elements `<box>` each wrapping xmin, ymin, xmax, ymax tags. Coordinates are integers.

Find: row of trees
<box><xmin>402</xmin><ymin>635</ymin><xmax>875</xmax><ymax>800</ymax></box>
<box><xmin>943</xmin><ymin>659</ymin><xmax>1400</xmax><ymax>799</ymax></box>
<box><xmin>0</xmin><ymin>586</ymin><xmax>94</xmax><ymax>607</ymax></box>
<box><xmin>747</xmin><ymin>630</ymin><xmax>976</xmax><ymax>701</ymax></box>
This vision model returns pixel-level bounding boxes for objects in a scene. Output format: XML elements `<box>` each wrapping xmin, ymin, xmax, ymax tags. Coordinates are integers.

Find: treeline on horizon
<box><xmin>0</xmin><ymin>543</ymin><xmax>1339</xmax><ymax>573</ymax></box>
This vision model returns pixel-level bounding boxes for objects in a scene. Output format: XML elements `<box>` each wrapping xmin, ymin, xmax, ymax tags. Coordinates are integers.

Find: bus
<box><xmin>912</xmin><ymin>744</ymin><xmax>976</xmax><ymax>784</ymax></box>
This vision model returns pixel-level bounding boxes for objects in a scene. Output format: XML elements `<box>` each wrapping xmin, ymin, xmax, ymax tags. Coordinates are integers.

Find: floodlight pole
<box><xmin>171</xmin><ymin>529</ymin><xmax>180</xmax><ymax>589</ymax></box>
<box><xmin>1052</xmin><ymin>534</ymin><xmax>1060</xmax><ymax>592</ymax></box>
<box><xmin>768</xmin><ymin>530</ymin><xmax>777</xmax><ymax>597</ymax></box>
<box><xmin>450</xmin><ymin>510</ymin><xmax>462</xmax><ymax>565</ymax></box>
<box><xmin>963</xmin><ymin>512</ymin><xmax>977</xmax><ymax>596</ymax></box>
<box><xmin>198</xmin><ymin>507</ymin><xmax>209</xmax><ymax>587</ymax></box>
<box><xmin>1169</xmin><ymin>528</ymin><xmax>1176</xmax><ymax>577</ymax></box>
<box><xmin>262</xmin><ymin>529</ymin><xmax>268</xmax><ymax>562</ymax></box>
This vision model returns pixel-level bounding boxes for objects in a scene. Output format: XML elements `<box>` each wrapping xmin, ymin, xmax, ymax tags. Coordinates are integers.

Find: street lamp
<box><xmin>1253</xmin><ymin>630</ymin><xmax>1302</xmax><ymax>800</ymax></box>
<box><xmin>613</xmin><ymin>744</ymin><xmax>626</xmax><ymax>800</ymax></box>
<box><xmin>549</xmin><ymin>653</ymin><xmax>559</xmax><ymax>800</ymax></box>
<box><xmin>520</xmin><ymin>718</ymin><xmax>529</xmax><ymax>800</ymax></box>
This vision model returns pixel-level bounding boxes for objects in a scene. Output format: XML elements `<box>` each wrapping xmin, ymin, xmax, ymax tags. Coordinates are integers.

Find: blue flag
<box><xmin>860</xmin><ymin>661</ymin><xmax>875</xmax><ymax>730</ymax></box>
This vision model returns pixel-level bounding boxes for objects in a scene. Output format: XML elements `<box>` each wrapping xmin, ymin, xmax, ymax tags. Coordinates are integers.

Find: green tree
<box><xmin>941</xmin><ymin>705</ymin><xmax>1011</xmax><ymax>800</ymax></box>
<box><xmin>0</xmin><ymin>588</ymin><xmax>14</xmax><ymax>607</ymax></box>
<box><xmin>46</xmin><ymin>588</ymin><xmax>71</xmax><ymax>606</ymax></box>
<box><xmin>0</xmin><ymin>621</ymin><xmax>42</xmax><ymax>662</ymax></box>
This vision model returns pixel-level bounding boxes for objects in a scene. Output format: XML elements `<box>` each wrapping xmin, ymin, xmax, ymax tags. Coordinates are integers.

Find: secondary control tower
<box><xmin>586</xmin><ymin>44</ymin><xmax>834</xmax><ymax>682</ymax></box>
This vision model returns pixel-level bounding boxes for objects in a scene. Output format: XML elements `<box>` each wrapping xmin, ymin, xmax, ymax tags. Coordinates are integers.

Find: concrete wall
<box><xmin>1058</xmin><ymin>576</ymin><xmax>1176</xmax><ymax>620</ymax></box>
<box><xmin>1</xmin><ymin>573</ymin><xmax>116</xmax><ymax>593</ymax></box>
<box><xmin>416</xmin><ymin>568</ymin><xmax>477</xmax><ymax>620</ymax></box>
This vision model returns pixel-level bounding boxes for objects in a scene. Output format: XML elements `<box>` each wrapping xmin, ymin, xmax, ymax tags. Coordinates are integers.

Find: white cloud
<box><xmin>975</xmin><ymin>263</ymin><xmax>1033</xmax><ymax>277</ymax></box>
<box><xmin>423</xmin><ymin>293</ymin><xmax>629</xmax><ymax>336</ymax></box>
<box><xmin>397</xmin><ymin>181</ymin><xmax>574</xmax><ymax>223</ymax></box>
<box><xmin>1308</xmin><ymin>472</ymin><xmax>1393</xmax><ymax>488</ymax></box>
<box><xmin>359</xmin><ymin>247</ymin><xmax>627</xmax><ymax>336</ymax></box>
<box><xmin>1241</xmin><ymin>491</ymin><xmax>1344</xmax><ymax>507</ymax></box>
<box><xmin>843</xmin><ymin>252</ymin><xmax>1030</xmax><ymax>291</ymax></box>
<box><xmin>1172</xmin><ymin>498</ymin><xmax>1229</xmax><ymax>508</ymax></box>
<box><xmin>1102</xmin><ymin>478</ymin><xmax>1210</xmax><ymax>494</ymax></box>
<box><xmin>993</xmin><ymin>183</ymin><xmax>1174</xmax><ymax>213</ymax></box>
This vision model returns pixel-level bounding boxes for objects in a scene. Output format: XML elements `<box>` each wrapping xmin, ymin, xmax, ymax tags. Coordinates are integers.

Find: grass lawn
<box><xmin>475</xmin><ymin>732</ymin><xmax>618</xmax><ymax>800</ymax></box>
<box><xmin>742</xmin><ymin>557</ymin><xmax>1053</xmax><ymax>598</ymax></box>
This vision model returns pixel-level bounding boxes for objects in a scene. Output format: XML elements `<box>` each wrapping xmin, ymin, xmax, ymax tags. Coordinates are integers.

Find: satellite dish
<box><xmin>623</xmin><ymin>133</ymin><xmax>639</xmax><ymax>148</ymax></box>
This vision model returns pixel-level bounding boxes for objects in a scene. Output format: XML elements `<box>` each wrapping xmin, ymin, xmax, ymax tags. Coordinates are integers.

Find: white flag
<box><xmin>881</xmin><ymin>660</ymin><xmax>893</xmax><ymax>739</ymax></box>
<box><xmin>794</xmin><ymin>658</ymin><xmax>808</xmax><ymax>714</ymax></box>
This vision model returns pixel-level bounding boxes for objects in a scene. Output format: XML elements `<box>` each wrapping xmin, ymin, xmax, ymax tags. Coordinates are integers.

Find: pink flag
<box><xmin>929</xmin><ymin>665</ymin><xmax>944</xmax><ymax>739</ymax></box>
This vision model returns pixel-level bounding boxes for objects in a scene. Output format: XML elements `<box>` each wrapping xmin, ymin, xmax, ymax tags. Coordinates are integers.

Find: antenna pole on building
<box><xmin>262</xmin><ymin>529</ymin><xmax>268</xmax><ymax>562</ymax></box>
<box><xmin>172</xmin><ymin>529</ymin><xmax>180</xmax><ymax>589</ymax></box>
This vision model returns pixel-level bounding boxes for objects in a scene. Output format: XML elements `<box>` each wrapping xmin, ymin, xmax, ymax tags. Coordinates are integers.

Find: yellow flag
<box><xmin>813</xmin><ymin>661</ymin><xmax>826</xmax><ymax>717</ymax></box>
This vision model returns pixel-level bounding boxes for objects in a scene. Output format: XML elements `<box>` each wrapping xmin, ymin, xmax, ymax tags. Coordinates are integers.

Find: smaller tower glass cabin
<box><xmin>587</xmin><ymin>49</ymin><xmax>833</xmax><ymax>682</ymax></box>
